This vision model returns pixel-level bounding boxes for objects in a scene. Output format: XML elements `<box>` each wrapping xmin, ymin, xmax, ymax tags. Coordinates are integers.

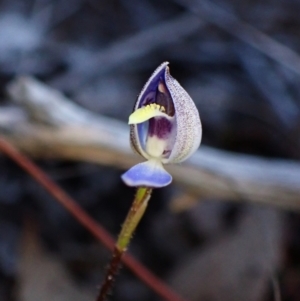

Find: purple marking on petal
<box><xmin>139</xmin><ymin>73</ymin><xmax>164</xmax><ymax>108</ymax></box>
<box><xmin>142</xmin><ymin>91</ymin><xmax>156</xmax><ymax>107</ymax></box>
<box><xmin>148</xmin><ymin>117</ymin><xmax>173</xmax><ymax>139</ymax></box>
<box><xmin>121</xmin><ymin>160</ymin><xmax>172</xmax><ymax>188</ymax></box>
<box><xmin>141</xmin><ymin>80</ymin><xmax>175</xmax><ymax>117</ymax></box>
<box><xmin>132</xmin><ymin>63</ymin><xmax>177</xmax><ymax>160</ymax></box>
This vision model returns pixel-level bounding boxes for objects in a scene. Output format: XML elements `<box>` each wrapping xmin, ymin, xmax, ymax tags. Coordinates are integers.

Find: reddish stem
<box><xmin>97</xmin><ymin>246</ymin><xmax>123</xmax><ymax>301</ymax></box>
<box><xmin>0</xmin><ymin>136</ymin><xmax>187</xmax><ymax>301</ymax></box>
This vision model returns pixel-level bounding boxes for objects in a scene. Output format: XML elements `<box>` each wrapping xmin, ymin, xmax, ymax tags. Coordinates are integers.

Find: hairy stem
<box><xmin>97</xmin><ymin>187</ymin><xmax>152</xmax><ymax>301</ymax></box>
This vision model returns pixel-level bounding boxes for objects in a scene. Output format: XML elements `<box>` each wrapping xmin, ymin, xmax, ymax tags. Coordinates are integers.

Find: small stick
<box><xmin>0</xmin><ymin>136</ymin><xmax>186</xmax><ymax>301</ymax></box>
<box><xmin>97</xmin><ymin>187</ymin><xmax>152</xmax><ymax>301</ymax></box>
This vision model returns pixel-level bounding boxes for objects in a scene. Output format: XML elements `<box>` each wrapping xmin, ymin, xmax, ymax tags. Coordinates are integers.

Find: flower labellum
<box><xmin>121</xmin><ymin>62</ymin><xmax>202</xmax><ymax>188</ymax></box>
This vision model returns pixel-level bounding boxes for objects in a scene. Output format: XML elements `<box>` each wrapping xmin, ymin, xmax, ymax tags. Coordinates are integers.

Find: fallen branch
<box><xmin>2</xmin><ymin>76</ymin><xmax>300</xmax><ymax>210</ymax></box>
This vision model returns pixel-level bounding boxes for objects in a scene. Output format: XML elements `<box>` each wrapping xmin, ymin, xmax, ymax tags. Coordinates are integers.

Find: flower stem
<box><xmin>97</xmin><ymin>187</ymin><xmax>153</xmax><ymax>301</ymax></box>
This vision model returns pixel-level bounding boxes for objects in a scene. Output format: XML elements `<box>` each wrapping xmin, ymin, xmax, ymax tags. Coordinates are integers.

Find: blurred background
<box><xmin>0</xmin><ymin>0</ymin><xmax>300</xmax><ymax>300</ymax></box>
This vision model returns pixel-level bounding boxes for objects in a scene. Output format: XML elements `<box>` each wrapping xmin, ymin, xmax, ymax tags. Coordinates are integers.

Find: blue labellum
<box><xmin>121</xmin><ymin>160</ymin><xmax>172</xmax><ymax>188</ymax></box>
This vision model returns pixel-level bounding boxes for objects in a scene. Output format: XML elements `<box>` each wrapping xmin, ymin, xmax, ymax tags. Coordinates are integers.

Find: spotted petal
<box><xmin>164</xmin><ymin>65</ymin><xmax>201</xmax><ymax>163</ymax></box>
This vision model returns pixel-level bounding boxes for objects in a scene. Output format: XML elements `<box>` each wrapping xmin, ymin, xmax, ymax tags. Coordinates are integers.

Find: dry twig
<box><xmin>3</xmin><ymin>76</ymin><xmax>300</xmax><ymax>210</ymax></box>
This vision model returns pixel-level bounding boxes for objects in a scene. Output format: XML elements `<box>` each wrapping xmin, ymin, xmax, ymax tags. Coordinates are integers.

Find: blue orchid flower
<box><xmin>122</xmin><ymin>62</ymin><xmax>202</xmax><ymax>188</ymax></box>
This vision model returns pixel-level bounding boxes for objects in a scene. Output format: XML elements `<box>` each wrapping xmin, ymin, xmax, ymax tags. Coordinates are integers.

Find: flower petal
<box><xmin>130</xmin><ymin>62</ymin><xmax>170</xmax><ymax>159</ymax></box>
<box><xmin>121</xmin><ymin>159</ymin><xmax>172</xmax><ymax>188</ymax></box>
<box><xmin>129</xmin><ymin>61</ymin><xmax>202</xmax><ymax>165</ymax></box>
<box><xmin>164</xmin><ymin>66</ymin><xmax>202</xmax><ymax>163</ymax></box>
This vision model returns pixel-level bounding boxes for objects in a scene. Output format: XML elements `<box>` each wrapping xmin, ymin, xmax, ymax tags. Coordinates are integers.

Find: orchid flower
<box><xmin>121</xmin><ymin>62</ymin><xmax>202</xmax><ymax>188</ymax></box>
<box><xmin>99</xmin><ymin>62</ymin><xmax>202</xmax><ymax>300</ymax></box>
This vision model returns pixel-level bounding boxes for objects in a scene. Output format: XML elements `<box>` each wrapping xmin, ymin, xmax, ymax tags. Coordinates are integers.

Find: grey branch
<box><xmin>3</xmin><ymin>76</ymin><xmax>300</xmax><ymax>211</ymax></box>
